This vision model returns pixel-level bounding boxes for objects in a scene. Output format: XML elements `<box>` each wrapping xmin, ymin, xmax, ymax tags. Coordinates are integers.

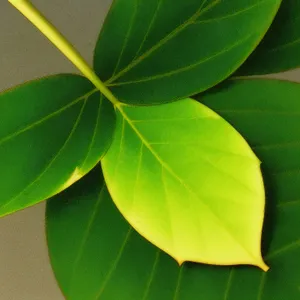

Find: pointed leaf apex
<box><xmin>256</xmin><ymin>258</ymin><xmax>269</xmax><ymax>272</ymax></box>
<box><xmin>176</xmin><ymin>258</ymin><xmax>184</xmax><ymax>267</ymax></box>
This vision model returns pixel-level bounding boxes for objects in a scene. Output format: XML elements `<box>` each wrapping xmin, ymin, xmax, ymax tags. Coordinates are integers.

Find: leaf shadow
<box><xmin>260</xmin><ymin>166</ymin><xmax>278</xmax><ymax>258</ymax></box>
<box><xmin>193</xmin><ymin>79</ymin><xmax>238</xmax><ymax>101</ymax></box>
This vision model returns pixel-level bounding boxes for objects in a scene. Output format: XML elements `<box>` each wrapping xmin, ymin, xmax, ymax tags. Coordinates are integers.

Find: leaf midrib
<box><xmin>105</xmin><ymin>0</ymin><xmax>220</xmax><ymax>85</ymax></box>
<box><xmin>106</xmin><ymin>33</ymin><xmax>253</xmax><ymax>87</ymax></box>
<box><xmin>117</xmin><ymin>105</ymin><xmax>259</xmax><ymax>263</ymax></box>
<box><xmin>105</xmin><ymin>0</ymin><xmax>272</xmax><ymax>86</ymax></box>
<box><xmin>94</xmin><ymin>227</ymin><xmax>133</xmax><ymax>299</ymax></box>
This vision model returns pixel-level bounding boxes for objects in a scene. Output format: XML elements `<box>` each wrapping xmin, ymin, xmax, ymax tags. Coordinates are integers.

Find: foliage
<box><xmin>2</xmin><ymin>0</ymin><xmax>300</xmax><ymax>299</ymax></box>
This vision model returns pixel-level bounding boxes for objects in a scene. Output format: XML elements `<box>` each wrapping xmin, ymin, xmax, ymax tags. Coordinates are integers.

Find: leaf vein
<box><xmin>173</xmin><ymin>267</ymin><xmax>184</xmax><ymax>300</ymax></box>
<box><xmin>118</xmin><ymin>105</ymin><xmax>259</xmax><ymax>268</ymax></box>
<box><xmin>194</xmin><ymin>0</ymin><xmax>270</xmax><ymax>25</ymax></box>
<box><xmin>107</xmin><ymin>33</ymin><xmax>253</xmax><ymax>87</ymax></box>
<box><xmin>141</xmin><ymin>250</ymin><xmax>161</xmax><ymax>300</ymax></box>
<box><xmin>68</xmin><ymin>183</ymin><xmax>106</xmax><ymax>297</ymax></box>
<box><xmin>0</xmin><ymin>88</ymin><xmax>97</xmax><ymax>146</ymax></box>
<box><xmin>111</xmin><ymin>118</ymin><xmax>126</xmax><ymax>178</ymax></box>
<box><xmin>95</xmin><ymin>227</ymin><xmax>133</xmax><ymax>299</ymax></box>
<box><xmin>111</xmin><ymin>0</ymin><xmax>139</xmax><ymax>76</ymax></box>
<box><xmin>267</xmin><ymin>239</ymin><xmax>300</xmax><ymax>259</ymax></box>
<box><xmin>131</xmin><ymin>116</ymin><xmax>213</xmax><ymax>123</ymax></box>
<box><xmin>253</xmin><ymin>140</ymin><xmax>300</xmax><ymax>150</ymax></box>
<box><xmin>0</xmin><ymin>96</ymin><xmax>89</xmax><ymax>211</ymax></box>
<box><xmin>131</xmin><ymin>142</ymin><xmax>144</xmax><ymax>212</ymax></box>
<box><xmin>277</xmin><ymin>199</ymin><xmax>300</xmax><ymax>209</ymax></box>
<box><xmin>257</xmin><ymin>273</ymin><xmax>267</xmax><ymax>300</ymax></box>
<box><xmin>105</xmin><ymin>0</ymin><xmax>219</xmax><ymax>84</ymax></box>
<box><xmin>224</xmin><ymin>268</ymin><xmax>234</xmax><ymax>300</ymax></box>
<box><xmin>150</xmin><ymin>141</ymin><xmax>256</xmax><ymax>161</ymax></box>
<box><xmin>269</xmin><ymin>36</ymin><xmax>300</xmax><ymax>53</ymax></box>
<box><xmin>80</xmin><ymin>93</ymin><xmax>103</xmax><ymax>171</ymax></box>
<box><xmin>133</xmin><ymin>0</ymin><xmax>164</xmax><ymax>59</ymax></box>
<box><xmin>161</xmin><ymin>167</ymin><xmax>175</xmax><ymax>252</ymax></box>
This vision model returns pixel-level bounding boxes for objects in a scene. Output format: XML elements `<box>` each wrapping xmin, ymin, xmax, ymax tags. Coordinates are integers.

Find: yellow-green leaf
<box><xmin>102</xmin><ymin>99</ymin><xmax>267</xmax><ymax>269</ymax></box>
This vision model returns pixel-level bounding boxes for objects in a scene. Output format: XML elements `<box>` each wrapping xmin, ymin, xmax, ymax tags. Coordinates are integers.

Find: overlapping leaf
<box><xmin>0</xmin><ymin>75</ymin><xmax>115</xmax><ymax>216</ymax></box>
<box><xmin>102</xmin><ymin>99</ymin><xmax>266</xmax><ymax>268</ymax></box>
<box><xmin>47</xmin><ymin>79</ymin><xmax>300</xmax><ymax>299</ymax></box>
<box><xmin>238</xmin><ymin>0</ymin><xmax>300</xmax><ymax>75</ymax></box>
<box><xmin>94</xmin><ymin>0</ymin><xmax>281</xmax><ymax>104</ymax></box>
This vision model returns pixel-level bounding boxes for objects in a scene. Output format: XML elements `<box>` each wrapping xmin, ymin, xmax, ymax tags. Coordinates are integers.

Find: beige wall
<box><xmin>0</xmin><ymin>1</ymin><xmax>300</xmax><ymax>299</ymax></box>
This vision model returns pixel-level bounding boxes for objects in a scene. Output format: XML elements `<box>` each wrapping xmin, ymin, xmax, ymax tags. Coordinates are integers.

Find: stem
<box><xmin>8</xmin><ymin>0</ymin><xmax>119</xmax><ymax>106</ymax></box>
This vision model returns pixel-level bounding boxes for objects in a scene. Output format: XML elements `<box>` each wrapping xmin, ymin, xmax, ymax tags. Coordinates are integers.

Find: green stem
<box><xmin>9</xmin><ymin>0</ymin><xmax>119</xmax><ymax>106</ymax></box>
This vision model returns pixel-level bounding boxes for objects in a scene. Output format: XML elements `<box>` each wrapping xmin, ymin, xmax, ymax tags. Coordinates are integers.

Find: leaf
<box><xmin>47</xmin><ymin>79</ymin><xmax>300</xmax><ymax>300</ymax></box>
<box><xmin>0</xmin><ymin>74</ymin><xmax>115</xmax><ymax>217</ymax></box>
<box><xmin>94</xmin><ymin>0</ymin><xmax>281</xmax><ymax>104</ymax></box>
<box><xmin>47</xmin><ymin>166</ymin><xmax>168</xmax><ymax>300</ymax></box>
<box><xmin>102</xmin><ymin>99</ymin><xmax>266</xmax><ymax>269</ymax></box>
<box><xmin>237</xmin><ymin>0</ymin><xmax>300</xmax><ymax>75</ymax></box>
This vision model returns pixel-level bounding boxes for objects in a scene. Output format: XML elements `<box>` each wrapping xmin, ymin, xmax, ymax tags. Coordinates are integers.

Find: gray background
<box><xmin>0</xmin><ymin>1</ymin><xmax>299</xmax><ymax>299</ymax></box>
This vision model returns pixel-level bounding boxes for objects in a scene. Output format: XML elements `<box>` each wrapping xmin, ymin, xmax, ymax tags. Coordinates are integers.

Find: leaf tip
<box><xmin>175</xmin><ymin>258</ymin><xmax>185</xmax><ymax>267</ymax></box>
<box><xmin>256</xmin><ymin>258</ymin><xmax>269</xmax><ymax>272</ymax></box>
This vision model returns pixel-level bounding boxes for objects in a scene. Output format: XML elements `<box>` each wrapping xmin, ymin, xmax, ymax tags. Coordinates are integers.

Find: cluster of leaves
<box><xmin>2</xmin><ymin>0</ymin><xmax>300</xmax><ymax>299</ymax></box>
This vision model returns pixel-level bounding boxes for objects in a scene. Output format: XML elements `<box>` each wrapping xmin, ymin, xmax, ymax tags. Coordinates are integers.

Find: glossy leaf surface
<box><xmin>0</xmin><ymin>75</ymin><xmax>115</xmax><ymax>216</ymax></box>
<box><xmin>47</xmin><ymin>79</ymin><xmax>300</xmax><ymax>299</ymax></box>
<box><xmin>238</xmin><ymin>0</ymin><xmax>300</xmax><ymax>75</ymax></box>
<box><xmin>102</xmin><ymin>99</ymin><xmax>266</xmax><ymax>269</ymax></box>
<box><xmin>94</xmin><ymin>0</ymin><xmax>281</xmax><ymax>104</ymax></box>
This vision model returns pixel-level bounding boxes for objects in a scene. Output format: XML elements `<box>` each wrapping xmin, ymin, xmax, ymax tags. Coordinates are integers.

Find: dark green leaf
<box><xmin>0</xmin><ymin>74</ymin><xmax>115</xmax><ymax>217</ymax></box>
<box><xmin>47</xmin><ymin>79</ymin><xmax>300</xmax><ymax>299</ymax></box>
<box><xmin>94</xmin><ymin>0</ymin><xmax>281</xmax><ymax>104</ymax></box>
<box><xmin>238</xmin><ymin>0</ymin><xmax>300</xmax><ymax>75</ymax></box>
<box><xmin>102</xmin><ymin>99</ymin><xmax>266</xmax><ymax>269</ymax></box>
